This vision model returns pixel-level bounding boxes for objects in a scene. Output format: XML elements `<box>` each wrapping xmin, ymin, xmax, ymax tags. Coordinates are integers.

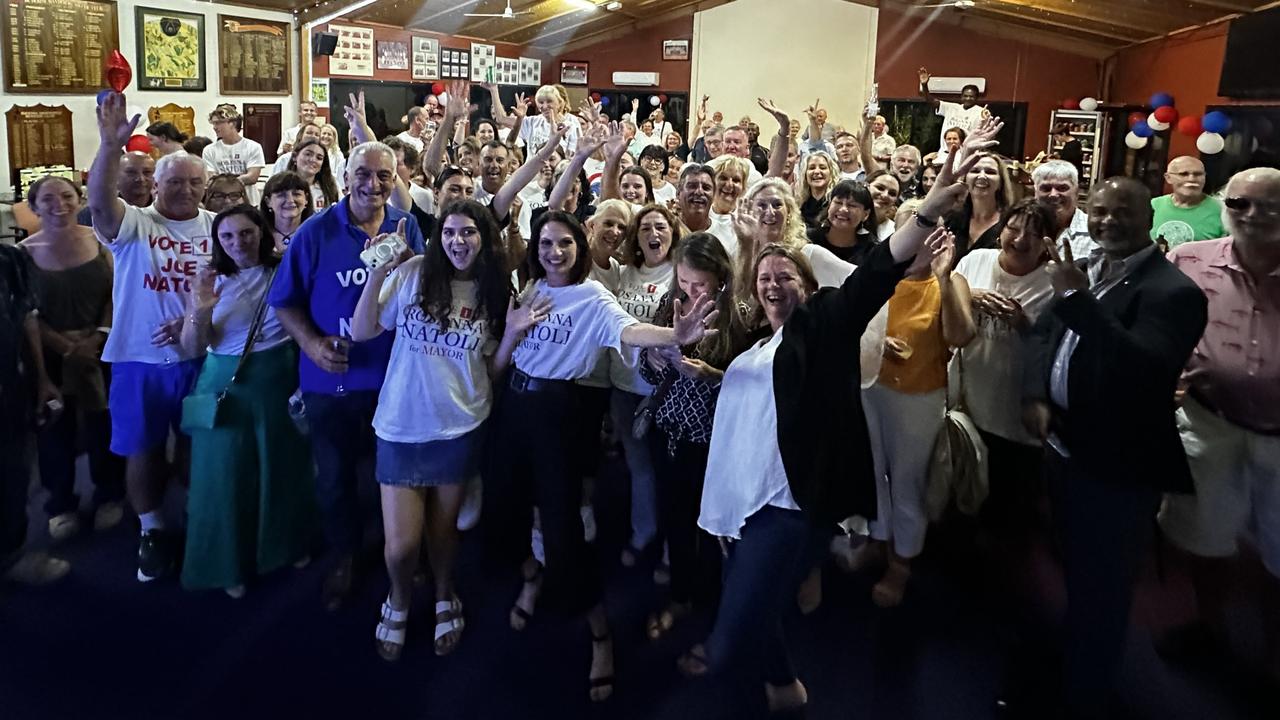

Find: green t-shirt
<box><xmin>1150</xmin><ymin>194</ymin><xmax>1226</xmax><ymax>248</ymax></box>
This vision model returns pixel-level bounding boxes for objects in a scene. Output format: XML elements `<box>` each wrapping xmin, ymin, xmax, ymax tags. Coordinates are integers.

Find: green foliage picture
<box><xmin>135</xmin><ymin>8</ymin><xmax>206</xmax><ymax>91</ymax></box>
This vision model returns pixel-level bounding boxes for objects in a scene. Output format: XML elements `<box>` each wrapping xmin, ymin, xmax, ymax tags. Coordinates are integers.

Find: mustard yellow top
<box><xmin>879</xmin><ymin>275</ymin><xmax>947</xmax><ymax>393</ymax></box>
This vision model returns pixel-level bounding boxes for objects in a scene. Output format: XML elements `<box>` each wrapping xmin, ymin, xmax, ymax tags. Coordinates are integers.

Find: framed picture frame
<box><xmin>560</xmin><ymin>60</ymin><xmax>588</xmax><ymax>86</ymax></box>
<box><xmin>135</xmin><ymin>7</ymin><xmax>206</xmax><ymax>91</ymax></box>
<box><xmin>218</xmin><ymin>15</ymin><xmax>290</xmax><ymax>95</ymax></box>
<box><xmin>662</xmin><ymin>39</ymin><xmax>689</xmax><ymax>61</ymax></box>
<box><xmin>377</xmin><ymin>40</ymin><xmax>408</xmax><ymax>70</ymax></box>
<box><xmin>412</xmin><ymin>36</ymin><xmax>439</xmax><ymax>80</ymax></box>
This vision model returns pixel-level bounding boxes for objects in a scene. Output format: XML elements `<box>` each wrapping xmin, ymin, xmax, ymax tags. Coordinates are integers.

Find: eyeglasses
<box><xmin>207</xmin><ymin>192</ymin><xmax>245</xmax><ymax>202</ymax></box>
<box><xmin>1224</xmin><ymin>196</ymin><xmax>1280</xmax><ymax>217</ymax></box>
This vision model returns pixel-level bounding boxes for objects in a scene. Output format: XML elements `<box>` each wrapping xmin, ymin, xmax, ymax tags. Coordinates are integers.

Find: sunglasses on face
<box><xmin>1224</xmin><ymin>196</ymin><xmax>1280</xmax><ymax>216</ymax></box>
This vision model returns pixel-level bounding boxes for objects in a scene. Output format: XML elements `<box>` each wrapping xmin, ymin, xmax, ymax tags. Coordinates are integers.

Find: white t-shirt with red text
<box><xmin>98</xmin><ymin>204</ymin><xmax>214</xmax><ymax>364</ymax></box>
<box><xmin>609</xmin><ymin>262</ymin><xmax>673</xmax><ymax>394</ymax></box>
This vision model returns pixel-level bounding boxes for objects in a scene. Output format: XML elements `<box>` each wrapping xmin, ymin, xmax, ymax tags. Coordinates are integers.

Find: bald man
<box><xmin>1023</xmin><ymin>177</ymin><xmax>1207</xmax><ymax>718</ymax></box>
<box><xmin>1158</xmin><ymin>167</ymin><xmax>1280</xmax><ymax>681</ymax></box>
<box><xmin>77</xmin><ymin>152</ymin><xmax>156</xmax><ymax>226</ymax></box>
<box><xmin>1151</xmin><ymin>156</ymin><xmax>1226</xmax><ymax>249</ymax></box>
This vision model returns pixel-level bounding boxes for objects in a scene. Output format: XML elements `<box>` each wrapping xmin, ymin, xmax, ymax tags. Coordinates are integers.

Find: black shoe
<box><xmin>137</xmin><ymin>530</ymin><xmax>178</xmax><ymax>582</ymax></box>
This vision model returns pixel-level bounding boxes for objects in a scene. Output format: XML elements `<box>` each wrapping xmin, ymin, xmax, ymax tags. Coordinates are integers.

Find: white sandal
<box><xmin>434</xmin><ymin>596</ymin><xmax>465</xmax><ymax>657</ymax></box>
<box><xmin>375</xmin><ymin>597</ymin><xmax>409</xmax><ymax>662</ymax></box>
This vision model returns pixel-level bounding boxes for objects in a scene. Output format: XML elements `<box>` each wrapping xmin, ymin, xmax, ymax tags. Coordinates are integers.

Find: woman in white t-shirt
<box><xmin>511</xmin><ymin>85</ymin><xmax>581</xmax><ymax>156</ymax></box>
<box><xmin>350</xmin><ymin>201</ymin><xmax>512</xmax><ymax>662</ymax></box>
<box><xmin>610</xmin><ymin>205</ymin><xmax>680</xmax><ymax>568</ymax></box>
<box><xmin>487</xmin><ymin>210</ymin><xmax>716</xmax><ymax>703</ymax></box>
<box><xmin>638</xmin><ymin>146</ymin><xmax>677</xmax><ymax>206</ymax></box>
<box><xmin>178</xmin><ymin>206</ymin><xmax>314</xmax><ymax>600</ymax></box>
<box><xmin>285</xmin><ymin>139</ymin><xmax>339</xmax><ymax>210</ymax></box>
<box><xmin>708</xmin><ymin>155</ymin><xmax>752</xmax><ymax>222</ymax></box>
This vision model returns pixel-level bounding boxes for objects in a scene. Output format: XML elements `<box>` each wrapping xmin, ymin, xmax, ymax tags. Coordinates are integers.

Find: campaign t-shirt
<box><xmin>373</xmin><ymin>261</ymin><xmax>497</xmax><ymax>443</ymax></box>
<box><xmin>97</xmin><ymin>204</ymin><xmax>214</xmax><ymax>364</ymax></box>
<box><xmin>520</xmin><ymin>115</ymin><xmax>581</xmax><ymax>156</ymax></box>
<box><xmin>512</xmin><ymin>279</ymin><xmax>638</xmax><ymax>380</ymax></box>
<box><xmin>935</xmin><ymin>101</ymin><xmax>985</xmax><ymax>163</ymax></box>
<box><xmin>953</xmin><ymin>249</ymin><xmax>1054</xmax><ymax>445</ymax></box>
<box><xmin>706</xmin><ymin>213</ymin><xmax>740</xmax><ymax>265</ymax></box>
<box><xmin>654</xmin><ymin>183</ymin><xmax>677</xmax><ymax>206</ymax></box>
<box><xmin>203</xmin><ymin>137</ymin><xmax>265</xmax><ymax>176</ymax></box>
<box><xmin>1150</xmin><ymin>194</ymin><xmax>1226</xmax><ymax>248</ymax></box>
<box><xmin>268</xmin><ymin>197</ymin><xmax>426</xmax><ymax>394</ymax></box>
<box><xmin>610</xmin><ymin>262</ymin><xmax>674</xmax><ymax>394</ymax></box>
<box><xmin>577</xmin><ymin>259</ymin><xmax>623</xmax><ymax>389</ymax></box>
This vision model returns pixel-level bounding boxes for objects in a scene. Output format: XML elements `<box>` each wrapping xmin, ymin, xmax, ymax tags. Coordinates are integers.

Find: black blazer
<box><xmin>1021</xmin><ymin>248</ymin><xmax>1207</xmax><ymax>492</ymax></box>
<box><xmin>773</xmin><ymin>241</ymin><xmax>907</xmax><ymax>526</ymax></box>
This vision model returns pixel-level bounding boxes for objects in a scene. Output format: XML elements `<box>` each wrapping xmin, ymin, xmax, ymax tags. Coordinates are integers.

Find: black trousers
<box><xmin>1047</xmin><ymin>450</ymin><xmax>1160</xmax><ymax>720</ymax></box>
<box><xmin>649</xmin><ymin>427</ymin><xmax>719</xmax><ymax>607</ymax></box>
<box><xmin>303</xmin><ymin>391</ymin><xmax>378</xmax><ymax>555</ymax></box>
<box><xmin>485</xmin><ymin>379</ymin><xmax>600</xmax><ymax>615</ymax></box>
<box><xmin>37</xmin><ymin>395</ymin><xmax>125</xmax><ymax>517</ymax></box>
<box><xmin>0</xmin><ymin>431</ymin><xmax>29</xmax><ymax>564</ymax></box>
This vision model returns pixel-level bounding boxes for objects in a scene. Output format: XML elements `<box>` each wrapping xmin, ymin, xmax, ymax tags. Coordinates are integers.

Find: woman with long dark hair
<box><xmin>178</xmin><ymin>206</ymin><xmax>315</xmax><ymax>599</ymax></box>
<box><xmin>259</xmin><ymin>172</ymin><xmax>314</xmax><ymax>253</ymax></box>
<box><xmin>286</xmin><ymin>139</ymin><xmax>340</xmax><ymax>209</ymax></box>
<box><xmin>806</xmin><ymin>180</ymin><xmax>880</xmax><ymax>265</ymax></box>
<box><xmin>351</xmin><ymin>199</ymin><xmax>512</xmax><ymax>661</ymax></box>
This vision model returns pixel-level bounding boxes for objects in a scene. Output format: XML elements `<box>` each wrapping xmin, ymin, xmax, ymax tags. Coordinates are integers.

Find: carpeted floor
<box><xmin>1</xmin><ymin>454</ymin><xmax>1275</xmax><ymax>720</ymax></box>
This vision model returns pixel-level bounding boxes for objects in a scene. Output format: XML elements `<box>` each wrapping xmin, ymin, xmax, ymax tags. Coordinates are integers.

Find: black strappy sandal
<box><xmin>509</xmin><ymin>562</ymin><xmax>542</xmax><ymax>631</ymax></box>
<box><xmin>589</xmin><ymin>631</ymin><xmax>615</xmax><ymax>702</ymax></box>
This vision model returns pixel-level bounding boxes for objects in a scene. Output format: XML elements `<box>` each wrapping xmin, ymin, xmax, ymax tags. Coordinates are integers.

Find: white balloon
<box><xmin>1079</xmin><ymin>97</ymin><xmax>1099</xmax><ymax>112</ymax></box>
<box><xmin>1125</xmin><ymin>131</ymin><xmax>1148</xmax><ymax>150</ymax></box>
<box><xmin>437</xmin><ymin>92</ymin><xmax>448</xmax><ymax>105</ymax></box>
<box><xmin>1196</xmin><ymin>131</ymin><xmax>1225</xmax><ymax>155</ymax></box>
<box><xmin>1147</xmin><ymin>113</ymin><xmax>1170</xmax><ymax>132</ymax></box>
<box><xmin>650</xmin><ymin>95</ymin><xmax>661</xmax><ymax>107</ymax></box>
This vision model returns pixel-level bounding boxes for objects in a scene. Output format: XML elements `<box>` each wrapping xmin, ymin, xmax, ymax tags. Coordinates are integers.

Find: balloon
<box><xmin>658</xmin><ymin>94</ymin><xmax>668</xmax><ymax>103</ymax></box>
<box><xmin>599</xmin><ymin>96</ymin><xmax>610</xmax><ymax>106</ymax></box>
<box><xmin>1128</xmin><ymin>111</ymin><xmax>1147</xmax><ymax>128</ymax></box>
<box><xmin>1125</xmin><ymin>132</ymin><xmax>1148</xmax><ymax>150</ymax></box>
<box><xmin>1176</xmin><ymin>116</ymin><xmax>1202</xmax><ymax>137</ymax></box>
<box><xmin>1202</xmin><ymin>111</ymin><xmax>1232</xmax><ymax>135</ymax></box>
<box><xmin>1062</xmin><ymin>98</ymin><xmax>1080</xmax><ymax>110</ymax></box>
<box><xmin>1132</xmin><ymin>120</ymin><xmax>1154</xmax><ymax>138</ymax></box>
<box><xmin>1079</xmin><ymin>97</ymin><xmax>1098</xmax><ymax>112</ymax></box>
<box><xmin>96</xmin><ymin>89</ymin><xmax>113</xmax><ymax>106</ymax></box>
<box><xmin>1147</xmin><ymin>113</ymin><xmax>1170</xmax><ymax>132</ymax></box>
<box><xmin>590</xmin><ymin>92</ymin><xmax>601</xmax><ymax>101</ymax></box>
<box><xmin>436</xmin><ymin>92</ymin><xmax>448</xmax><ymax>106</ymax></box>
<box><xmin>431</xmin><ymin>82</ymin><xmax>444</xmax><ymax>95</ymax></box>
<box><xmin>649</xmin><ymin>95</ymin><xmax>660</xmax><ymax>107</ymax></box>
<box><xmin>1150</xmin><ymin>92</ymin><xmax>1174</xmax><ymax>108</ymax></box>
<box><xmin>1153</xmin><ymin>105</ymin><xmax>1178</xmax><ymax>124</ymax></box>
<box><xmin>1196</xmin><ymin>131</ymin><xmax>1225</xmax><ymax>154</ymax></box>
<box><xmin>124</xmin><ymin>135</ymin><xmax>153</xmax><ymax>154</ymax></box>
<box><xmin>106</xmin><ymin>49</ymin><xmax>131</xmax><ymax>92</ymax></box>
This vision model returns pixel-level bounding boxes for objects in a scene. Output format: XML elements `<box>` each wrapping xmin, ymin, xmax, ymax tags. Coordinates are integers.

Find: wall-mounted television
<box><xmin>1219</xmin><ymin>7</ymin><xmax>1280</xmax><ymax>99</ymax></box>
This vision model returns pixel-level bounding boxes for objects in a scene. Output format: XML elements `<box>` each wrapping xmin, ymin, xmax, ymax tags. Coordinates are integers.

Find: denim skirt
<box><xmin>375</xmin><ymin>425</ymin><xmax>485</xmax><ymax>488</ymax></box>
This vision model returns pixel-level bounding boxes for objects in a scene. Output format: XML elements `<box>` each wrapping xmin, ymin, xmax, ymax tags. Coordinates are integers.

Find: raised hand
<box><xmin>365</xmin><ymin>218</ymin><xmax>411</xmax><ymax>276</ymax></box>
<box><xmin>603</xmin><ymin>121</ymin><xmax>628</xmax><ymax>160</ymax></box>
<box><xmin>510</xmin><ymin>92</ymin><xmax>530</xmax><ymax>129</ymax></box>
<box><xmin>730</xmin><ymin>201</ymin><xmax>760</xmax><ymax>242</ymax></box>
<box><xmin>757</xmin><ymin>98</ymin><xmax>789</xmax><ymax>134</ymax></box>
<box><xmin>506</xmin><ymin>291</ymin><xmax>553</xmax><ymax>335</ymax></box>
<box><xmin>958</xmin><ymin>115</ymin><xmax>1004</xmax><ymax>164</ymax></box>
<box><xmin>191</xmin><ymin>264</ymin><xmax>221</xmax><ymax>312</ymax></box>
<box><xmin>445</xmin><ymin>80</ymin><xmax>470</xmax><ymax>117</ymax></box>
<box><xmin>672</xmin><ymin>292</ymin><xmax>720</xmax><ymax>346</ymax></box>
<box><xmin>579</xmin><ymin>97</ymin><xmax>601</xmax><ymax>125</ymax></box>
<box><xmin>803</xmin><ymin>98</ymin><xmax>821</xmax><ymax>120</ymax></box>
<box><xmin>97</xmin><ymin>92</ymin><xmax>141</xmax><ymax>148</ymax></box>
<box><xmin>1043</xmin><ymin>235</ymin><xmax>1087</xmax><ymax>295</ymax></box>
<box><xmin>928</xmin><ymin>228</ymin><xmax>957</xmax><ymax>280</ymax></box>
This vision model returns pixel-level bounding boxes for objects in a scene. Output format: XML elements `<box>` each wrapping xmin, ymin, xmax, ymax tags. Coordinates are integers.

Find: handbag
<box><xmin>926</xmin><ymin>350</ymin><xmax>990</xmax><ymax>521</ymax></box>
<box><xmin>631</xmin><ymin>371</ymin><xmax>678</xmax><ymax>440</ymax></box>
<box><xmin>180</xmin><ymin>267</ymin><xmax>278</xmax><ymax>432</ymax></box>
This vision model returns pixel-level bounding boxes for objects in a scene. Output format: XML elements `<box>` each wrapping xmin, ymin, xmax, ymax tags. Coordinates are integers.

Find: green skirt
<box><xmin>181</xmin><ymin>343</ymin><xmax>316</xmax><ymax>591</ymax></box>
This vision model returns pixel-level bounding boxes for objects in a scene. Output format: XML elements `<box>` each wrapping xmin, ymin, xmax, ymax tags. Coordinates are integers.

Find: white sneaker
<box><xmin>48</xmin><ymin>513</ymin><xmax>81</xmax><ymax>542</ymax></box>
<box><xmin>93</xmin><ymin>501</ymin><xmax>125</xmax><ymax>531</ymax></box>
<box><xmin>456</xmin><ymin>475</ymin><xmax>482</xmax><ymax>531</ymax></box>
<box><xmin>581</xmin><ymin>505</ymin><xmax>597</xmax><ymax>543</ymax></box>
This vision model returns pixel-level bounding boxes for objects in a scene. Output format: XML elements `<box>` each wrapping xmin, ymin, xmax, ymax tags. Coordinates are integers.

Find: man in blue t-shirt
<box><xmin>270</xmin><ymin>141</ymin><xmax>424</xmax><ymax>610</ymax></box>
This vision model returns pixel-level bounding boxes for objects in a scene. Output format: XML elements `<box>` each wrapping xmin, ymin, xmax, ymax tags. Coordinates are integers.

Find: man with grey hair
<box><xmin>1157</xmin><ymin>167</ymin><xmax>1280</xmax><ymax>680</ymax></box>
<box><xmin>1033</xmin><ymin>160</ymin><xmax>1095</xmax><ymax>259</ymax></box>
<box><xmin>692</xmin><ymin>124</ymin><xmax>724</xmax><ymax>163</ymax></box>
<box><xmin>270</xmin><ymin>140</ymin><xmax>425</xmax><ymax>610</ymax></box>
<box><xmin>90</xmin><ymin>93</ymin><xmax>215</xmax><ymax>582</ymax></box>
<box><xmin>1151</xmin><ymin>155</ymin><xmax>1225</xmax><ymax>249</ymax></box>
<box><xmin>871</xmin><ymin>114</ymin><xmax>896</xmax><ymax>165</ymax></box>
<box><xmin>397</xmin><ymin>107</ymin><xmax>428</xmax><ymax>153</ymax></box>
<box><xmin>891</xmin><ymin>145</ymin><xmax>922</xmax><ymax>199</ymax></box>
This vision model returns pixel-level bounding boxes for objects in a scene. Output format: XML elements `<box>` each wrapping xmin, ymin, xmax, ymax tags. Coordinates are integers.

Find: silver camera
<box><xmin>360</xmin><ymin>233</ymin><xmax>408</xmax><ymax>270</ymax></box>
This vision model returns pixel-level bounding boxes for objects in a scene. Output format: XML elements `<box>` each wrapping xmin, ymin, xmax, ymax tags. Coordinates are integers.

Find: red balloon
<box><xmin>1153</xmin><ymin>105</ymin><xmax>1179</xmax><ymax>124</ymax></box>
<box><xmin>431</xmin><ymin>82</ymin><xmax>445</xmax><ymax>96</ymax></box>
<box><xmin>1128</xmin><ymin>111</ymin><xmax>1147</xmax><ymax>128</ymax></box>
<box><xmin>1062</xmin><ymin>98</ymin><xmax>1080</xmax><ymax>110</ymax></box>
<box><xmin>1176</xmin><ymin>115</ymin><xmax>1202</xmax><ymax>137</ymax></box>
<box><xmin>124</xmin><ymin>135</ymin><xmax>153</xmax><ymax>154</ymax></box>
<box><xmin>590</xmin><ymin>92</ymin><xmax>601</xmax><ymax>101</ymax></box>
<box><xmin>658</xmin><ymin>94</ymin><xmax>668</xmax><ymax>103</ymax></box>
<box><xmin>106</xmin><ymin>49</ymin><xmax>132</xmax><ymax>92</ymax></box>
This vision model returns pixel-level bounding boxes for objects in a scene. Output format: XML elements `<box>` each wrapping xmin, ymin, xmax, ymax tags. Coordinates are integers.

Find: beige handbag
<box><xmin>926</xmin><ymin>351</ymin><xmax>989</xmax><ymax>521</ymax></box>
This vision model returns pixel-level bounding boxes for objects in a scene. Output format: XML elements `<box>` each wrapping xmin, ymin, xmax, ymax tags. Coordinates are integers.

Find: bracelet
<box><xmin>913</xmin><ymin>211</ymin><xmax>939</xmax><ymax>228</ymax></box>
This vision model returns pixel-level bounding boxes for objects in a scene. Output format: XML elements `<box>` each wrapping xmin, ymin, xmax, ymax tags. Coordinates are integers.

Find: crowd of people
<box><xmin>1</xmin><ymin>68</ymin><xmax>1277</xmax><ymax>719</ymax></box>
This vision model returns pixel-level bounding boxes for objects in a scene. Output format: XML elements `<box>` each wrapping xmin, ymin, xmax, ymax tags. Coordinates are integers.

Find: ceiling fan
<box><xmin>913</xmin><ymin>0</ymin><xmax>976</xmax><ymax>8</ymax></box>
<box><xmin>464</xmin><ymin>0</ymin><xmax>535</xmax><ymax>18</ymax></box>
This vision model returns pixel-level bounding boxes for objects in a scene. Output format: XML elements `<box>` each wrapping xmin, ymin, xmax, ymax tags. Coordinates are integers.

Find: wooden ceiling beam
<box><xmin>542</xmin><ymin>0</ymin><xmax>729</xmax><ymax>54</ymax></box>
<box><xmin>972</xmin><ymin>6</ymin><xmax>1146</xmax><ymax>42</ymax></box>
<box><xmin>1181</xmin><ymin>0</ymin><xmax>1258</xmax><ymax>11</ymax></box>
<box><xmin>986</xmin><ymin>0</ymin><xmax>1219</xmax><ymax>31</ymax></box>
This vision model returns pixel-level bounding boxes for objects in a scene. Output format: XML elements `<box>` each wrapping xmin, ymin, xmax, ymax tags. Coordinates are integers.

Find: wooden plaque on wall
<box><xmin>218</xmin><ymin>15</ymin><xmax>290</xmax><ymax>95</ymax></box>
<box><xmin>6</xmin><ymin>104</ymin><xmax>75</xmax><ymax>178</ymax></box>
<box><xmin>2</xmin><ymin>0</ymin><xmax>120</xmax><ymax>93</ymax></box>
<box><xmin>146</xmin><ymin>104</ymin><xmax>196</xmax><ymax>140</ymax></box>
<box><xmin>243</xmin><ymin>103</ymin><xmax>282</xmax><ymax>163</ymax></box>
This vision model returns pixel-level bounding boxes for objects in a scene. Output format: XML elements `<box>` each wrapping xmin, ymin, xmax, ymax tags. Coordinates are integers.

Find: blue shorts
<box><xmin>109</xmin><ymin>359</ymin><xmax>203</xmax><ymax>456</ymax></box>
<box><xmin>375</xmin><ymin>425</ymin><xmax>485</xmax><ymax>488</ymax></box>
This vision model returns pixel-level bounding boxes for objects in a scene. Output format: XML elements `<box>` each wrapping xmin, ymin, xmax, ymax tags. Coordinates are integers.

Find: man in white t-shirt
<box><xmin>203</xmin><ymin>106</ymin><xmax>265</xmax><ymax>190</ymax></box>
<box><xmin>279</xmin><ymin>100</ymin><xmax>318</xmax><ymax>154</ymax></box>
<box><xmin>676</xmin><ymin>163</ymin><xmax>738</xmax><ymax>262</ymax></box>
<box><xmin>722</xmin><ymin>126</ymin><xmax>764</xmax><ymax>186</ymax></box>
<box><xmin>90</xmin><ymin>93</ymin><xmax>216</xmax><ymax>583</ymax></box>
<box><xmin>396</xmin><ymin>107</ymin><xmax>428</xmax><ymax>153</ymax></box>
<box><xmin>475</xmin><ymin>141</ymin><xmax>511</xmax><ymax>206</ymax></box>
<box><xmin>871</xmin><ymin>115</ymin><xmax>897</xmax><ymax>165</ymax></box>
<box><xmin>919</xmin><ymin>67</ymin><xmax>987</xmax><ymax>164</ymax></box>
<box><xmin>1033</xmin><ymin>160</ymin><xmax>1096</xmax><ymax>259</ymax></box>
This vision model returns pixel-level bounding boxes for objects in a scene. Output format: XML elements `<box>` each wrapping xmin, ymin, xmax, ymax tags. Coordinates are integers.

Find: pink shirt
<box><xmin>1170</xmin><ymin>237</ymin><xmax>1280</xmax><ymax>433</ymax></box>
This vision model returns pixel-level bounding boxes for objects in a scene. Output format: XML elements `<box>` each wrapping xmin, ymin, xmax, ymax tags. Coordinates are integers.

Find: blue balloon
<box><xmin>1149</xmin><ymin>92</ymin><xmax>1174</xmax><ymax>109</ymax></box>
<box><xmin>599</xmin><ymin>96</ymin><xmax>610</xmax><ymax>106</ymax></box>
<box><xmin>1202</xmin><ymin>111</ymin><xmax>1232</xmax><ymax>135</ymax></box>
<box><xmin>96</xmin><ymin>89</ymin><xmax>113</xmax><ymax>106</ymax></box>
<box><xmin>1132</xmin><ymin>120</ymin><xmax>1154</xmax><ymax>138</ymax></box>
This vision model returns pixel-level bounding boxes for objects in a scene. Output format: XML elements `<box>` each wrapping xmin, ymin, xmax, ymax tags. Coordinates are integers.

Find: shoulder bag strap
<box><xmin>225</xmin><ymin>265</ymin><xmax>280</xmax><ymax>388</ymax></box>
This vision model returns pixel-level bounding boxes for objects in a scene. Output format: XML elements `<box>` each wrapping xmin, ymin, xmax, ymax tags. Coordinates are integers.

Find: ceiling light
<box><xmin>566</xmin><ymin>0</ymin><xmax>598</xmax><ymax>10</ymax></box>
<box><xmin>307</xmin><ymin>0</ymin><xmax>377</xmax><ymax>28</ymax></box>
<box><xmin>605</xmin><ymin>1</ymin><xmax>622</xmax><ymax>10</ymax></box>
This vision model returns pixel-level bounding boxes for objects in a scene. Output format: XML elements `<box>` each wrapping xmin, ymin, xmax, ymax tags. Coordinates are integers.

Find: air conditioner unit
<box><xmin>613</xmin><ymin>71</ymin><xmax>660</xmax><ymax>87</ymax></box>
<box><xmin>926</xmin><ymin>76</ymin><xmax>987</xmax><ymax>95</ymax></box>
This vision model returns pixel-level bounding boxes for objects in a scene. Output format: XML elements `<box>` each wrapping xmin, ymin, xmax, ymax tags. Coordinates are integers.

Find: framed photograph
<box><xmin>560</xmin><ymin>60</ymin><xmax>588</xmax><ymax>86</ymax></box>
<box><xmin>329</xmin><ymin>23</ymin><xmax>374</xmax><ymax>77</ymax></box>
<box><xmin>662</xmin><ymin>39</ymin><xmax>689</xmax><ymax>61</ymax></box>
<box><xmin>377</xmin><ymin>40</ymin><xmax>408</xmax><ymax>70</ymax></box>
<box><xmin>411</xmin><ymin>36</ymin><xmax>439</xmax><ymax>80</ymax></box>
<box><xmin>135</xmin><ymin>7</ymin><xmax>206</xmax><ymax>91</ymax></box>
<box><xmin>309</xmin><ymin>78</ymin><xmax>330</xmax><ymax>107</ymax></box>
<box><xmin>470</xmin><ymin>42</ymin><xmax>495</xmax><ymax>83</ymax></box>
<box><xmin>519</xmin><ymin>57</ymin><xmax>541</xmax><ymax>86</ymax></box>
<box><xmin>218</xmin><ymin>15</ymin><xmax>290</xmax><ymax>95</ymax></box>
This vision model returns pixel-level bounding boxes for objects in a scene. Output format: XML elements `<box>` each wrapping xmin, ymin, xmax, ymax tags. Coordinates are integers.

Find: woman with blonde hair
<box><xmin>795</xmin><ymin>151</ymin><xmax>837</xmax><ymax>229</ymax></box>
<box><xmin>708</xmin><ymin>155</ymin><xmax>753</xmax><ymax>219</ymax></box>
<box><xmin>944</xmin><ymin>153</ymin><xmax>1020</xmax><ymax>261</ymax></box>
<box><xmin>501</xmin><ymin>84</ymin><xmax>580</xmax><ymax>155</ymax></box>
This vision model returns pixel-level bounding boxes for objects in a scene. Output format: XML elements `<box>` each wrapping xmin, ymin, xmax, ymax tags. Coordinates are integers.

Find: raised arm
<box><xmin>493</xmin><ymin>125</ymin><xmax>568</xmax><ymax>220</ymax></box>
<box><xmin>179</xmin><ymin>265</ymin><xmax>220</xmax><ymax>357</ymax></box>
<box><xmin>693</xmin><ymin>95</ymin><xmax>709</xmax><ymax>140</ymax></box>
<box><xmin>599</xmin><ymin>123</ymin><xmax>629</xmax><ymax>202</ymax></box>
<box><xmin>344</xmin><ymin>90</ymin><xmax>376</xmax><ymax>145</ymax></box>
<box><xmin>919</xmin><ymin>67</ymin><xmax>940</xmax><ymax>109</ymax></box>
<box><xmin>801</xmin><ymin>98</ymin><xmax>822</xmax><ymax>141</ymax></box>
<box><xmin>423</xmin><ymin>81</ymin><xmax>469</xmax><ymax>182</ymax></box>
<box><xmin>550</xmin><ymin>128</ymin><xmax>606</xmax><ymax>210</ymax></box>
<box><xmin>350</xmin><ymin>226</ymin><xmax>407</xmax><ymax>342</ymax></box>
<box><xmin>89</xmin><ymin>93</ymin><xmax>137</xmax><ymax>241</ymax></box>
<box><xmin>758</xmin><ymin>98</ymin><xmax>791</xmax><ymax>179</ymax></box>
<box><xmin>933</xmin><ymin>232</ymin><xmax>976</xmax><ymax>347</ymax></box>
<box><xmin>620</xmin><ymin>293</ymin><xmax>718</xmax><ymax>348</ymax></box>
<box><xmin>858</xmin><ymin>114</ymin><xmax>881</xmax><ymax>176</ymax></box>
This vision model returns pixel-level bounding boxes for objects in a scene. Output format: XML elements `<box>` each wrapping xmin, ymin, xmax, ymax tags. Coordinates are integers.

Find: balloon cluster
<box><xmin>1123</xmin><ymin>91</ymin><xmax>1232</xmax><ymax>154</ymax></box>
